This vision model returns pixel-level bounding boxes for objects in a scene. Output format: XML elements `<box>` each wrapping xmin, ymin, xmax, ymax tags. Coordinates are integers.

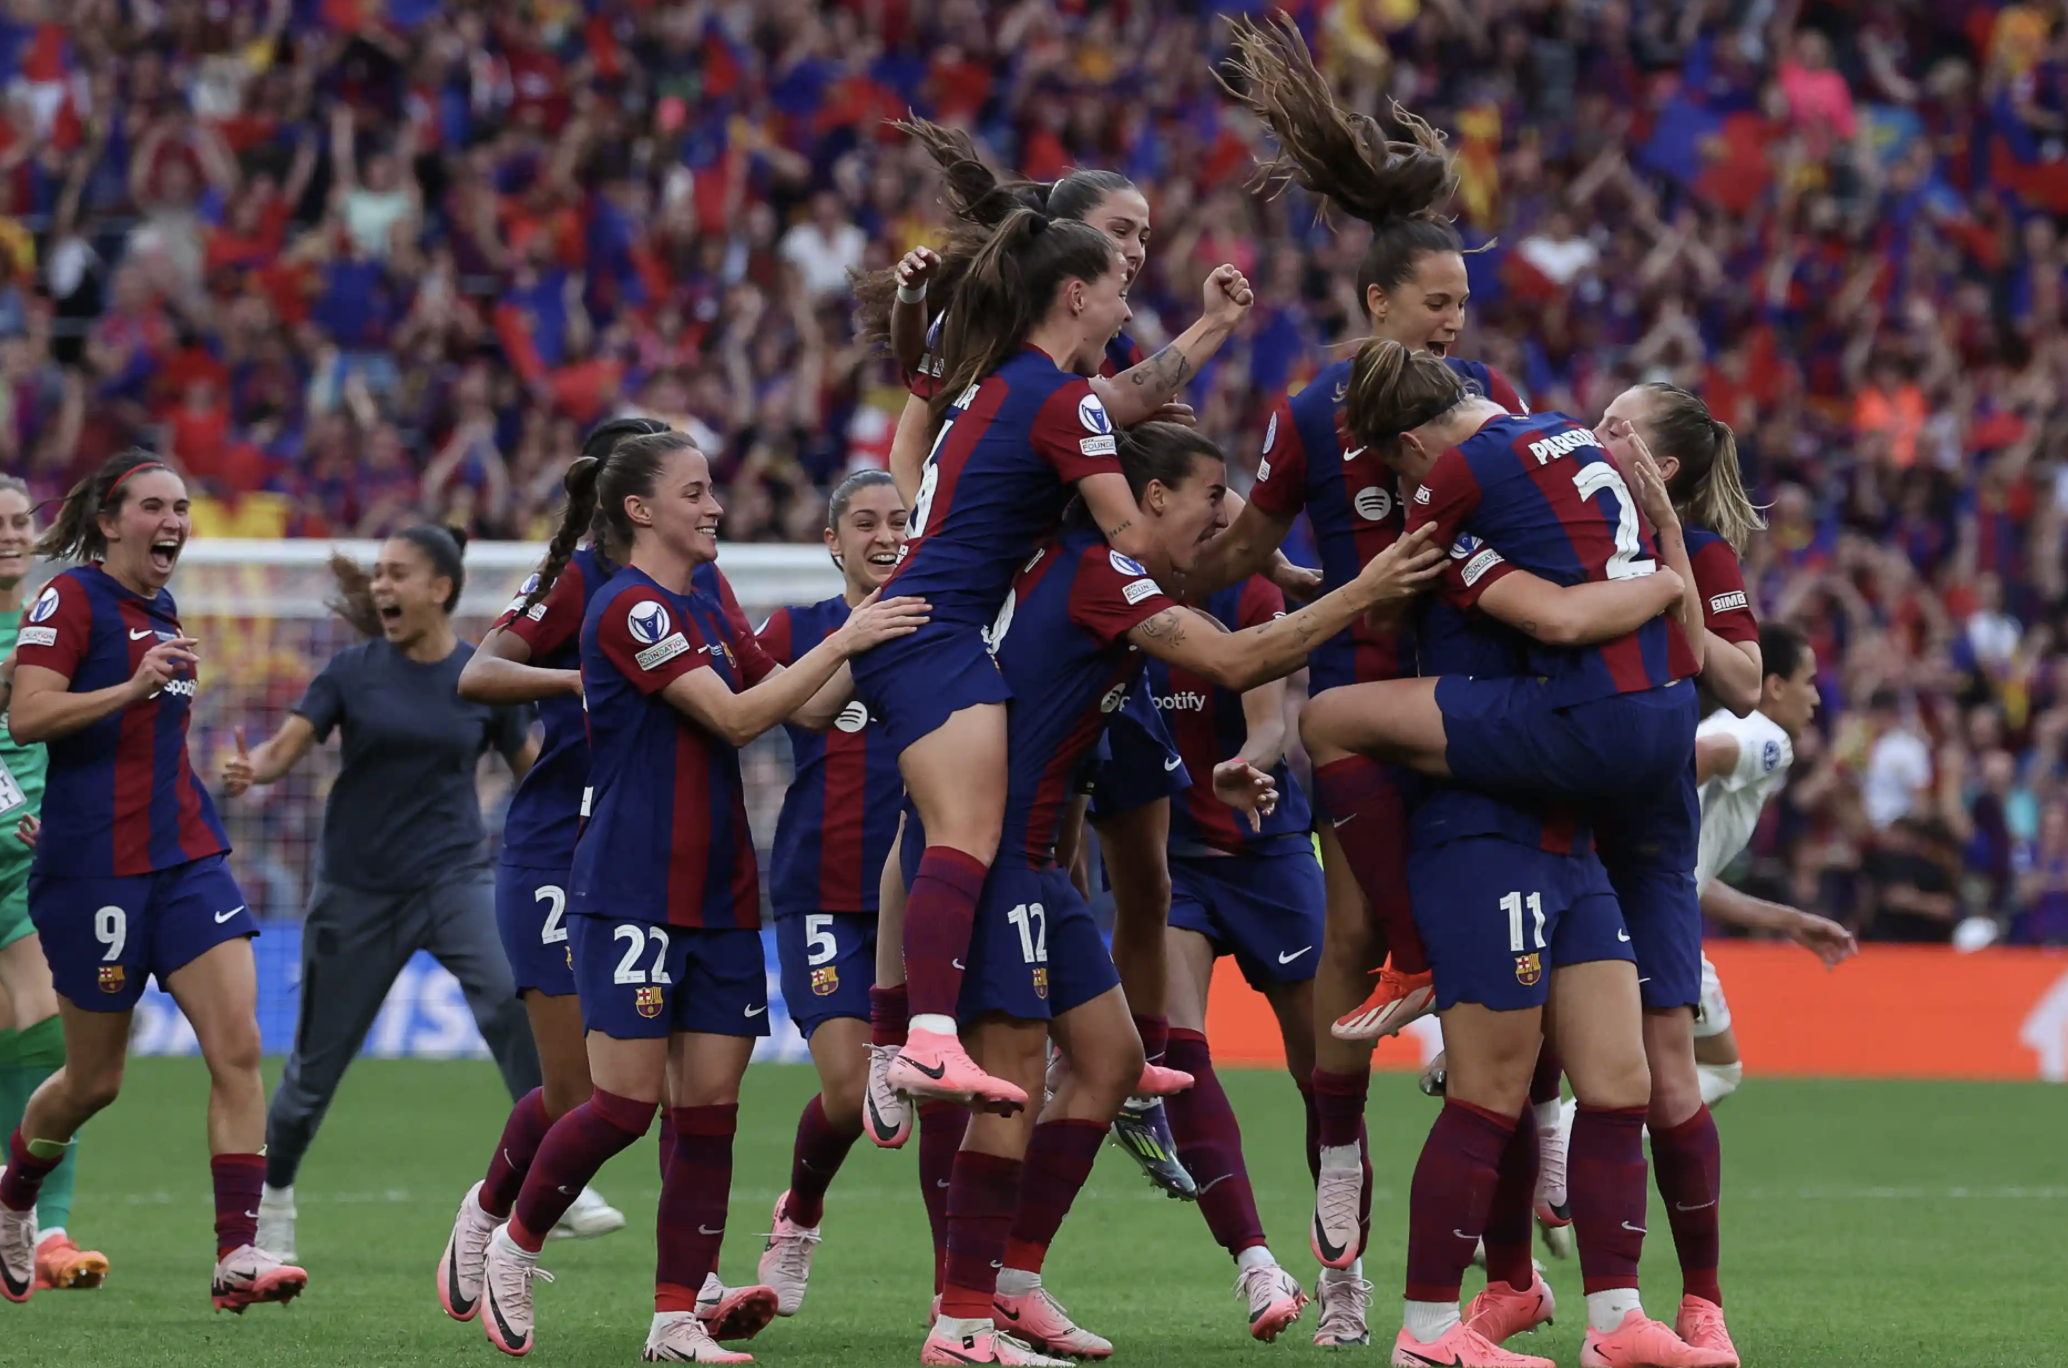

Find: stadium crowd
<box><xmin>0</xmin><ymin>0</ymin><xmax>2065</xmax><ymax>946</ymax></box>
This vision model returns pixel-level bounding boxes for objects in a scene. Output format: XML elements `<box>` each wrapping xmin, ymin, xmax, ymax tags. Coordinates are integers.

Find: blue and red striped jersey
<box><xmin>1683</xmin><ymin>524</ymin><xmax>1759</xmax><ymax>646</ymax></box>
<box><xmin>1412</xmin><ymin>593</ymin><xmax>1587</xmax><ymax>855</ymax></box>
<box><xmin>759</xmin><ymin>595</ymin><xmax>904</xmax><ymax>917</ymax></box>
<box><xmin>1407</xmin><ymin>410</ymin><xmax>1699</xmax><ymax>706</ymax></box>
<box><xmin>13</xmin><ymin>565</ymin><xmax>228</xmax><ymax>877</ymax></box>
<box><xmin>571</xmin><ymin>563</ymin><xmax>778</xmax><ymax>929</ymax></box>
<box><xmin>493</xmin><ymin>547</ymin><xmax>605</xmax><ymax>870</ymax></box>
<box><xmin>1145</xmin><ymin>576</ymin><xmax>1311</xmax><ymax>856</ymax></box>
<box><xmin>992</xmin><ymin>525</ymin><xmax>1178</xmax><ymax>867</ymax></box>
<box><xmin>1248</xmin><ymin>355</ymin><xmax>1523</xmax><ymax>694</ymax></box>
<box><xmin>884</xmin><ymin>346</ymin><xmax>1124</xmax><ymax>631</ymax></box>
<box><xmin>911</xmin><ymin>316</ymin><xmax>1141</xmax><ymax>400</ymax></box>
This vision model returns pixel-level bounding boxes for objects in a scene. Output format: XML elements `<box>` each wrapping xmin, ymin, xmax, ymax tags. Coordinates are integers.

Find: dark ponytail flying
<box><xmin>328</xmin><ymin>525</ymin><xmax>469</xmax><ymax>637</ymax></box>
<box><xmin>519</xmin><ymin>417</ymin><xmax>671</xmax><ymax>617</ymax></box>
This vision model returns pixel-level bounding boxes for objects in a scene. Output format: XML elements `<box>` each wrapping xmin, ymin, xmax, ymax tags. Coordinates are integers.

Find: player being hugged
<box><xmin>849</xmin><ymin>203</ymin><xmax>1251</xmax><ymax>1111</ymax></box>
<box><xmin>0</xmin><ymin>451</ymin><xmax>304</xmax><ymax>1311</ymax></box>
<box><xmin>433</xmin><ymin>418</ymin><xmax>673</xmax><ymax>1331</ymax></box>
<box><xmin>751</xmin><ymin>470</ymin><xmax>911</xmax><ymax>1317</ymax></box>
<box><xmin>915</xmin><ymin>423</ymin><xmax>1440</xmax><ymax>1367</ymax></box>
<box><xmin>474</xmin><ymin>432</ymin><xmax>926</xmax><ymax>1364</ymax></box>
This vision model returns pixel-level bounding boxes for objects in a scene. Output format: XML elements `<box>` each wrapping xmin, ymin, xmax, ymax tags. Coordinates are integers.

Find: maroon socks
<box><xmin>480</xmin><ymin>1087</ymin><xmax>554</xmax><ymax>1220</ymax></box>
<box><xmin>1652</xmin><ymin>1105</ymin><xmax>1723</xmax><ymax>1306</ymax></box>
<box><xmin>0</xmin><ymin>1129</ymin><xmax>59</xmax><ymax>1215</ymax></box>
<box><xmin>871</xmin><ymin>984</ymin><xmax>910</xmax><ymax>1047</ymax></box>
<box><xmin>1403</xmin><ymin>1101</ymin><xmax>1516</xmax><ymax>1303</ymax></box>
<box><xmin>904</xmin><ymin>848</ymin><xmax>991</xmax><ymax>1021</ymax></box>
<box><xmin>785</xmin><ymin>1094</ymin><xmax>862</xmax><ymax>1228</ymax></box>
<box><xmin>1481</xmin><ymin>1105</ymin><xmax>1541</xmax><ymax>1293</ymax></box>
<box><xmin>1002</xmin><ymin>1119</ymin><xmax>1106</xmax><ymax>1275</ymax></box>
<box><xmin>1312</xmin><ymin>757</ymin><xmax>1427</xmax><ymax>973</ymax></box>
<box><xmin>941</xmin><ymin>1150</ymin><xmax>1021</xmax><ymax>1319</ymax></box>
<box><xmin>918</xmin><ymin>1100</ymin><xmax>968</xmax><ymax>1293</ymax></box>
<box><xmin>1569</xmin><ymin>1104</ymin><xmax>1649</xmax><ymax>1294</ymax></box>
<box><xmin>510</xmin><ymin>1088</ymin><xmax>656</xmax><ymax>1251</ymax></box>
<box><xmin>1132</xmin><ymin>1014</ymin><xmax>1169</xmax><ymax>1070</ymax></box>
<box><xmin>656</xmin><ymin>1104</ymin><xmax>737</xmax><ymax>1312</ymax></box>
<box><xmin>1165</xmin><ymin>1028</ymin><xmax>1267</xmax><ymax>1257</ymax></box>
<box><xmin>212</xmin><ymin>1152</ymin><xmax>266</xmax><ymax>1258</ymax></box>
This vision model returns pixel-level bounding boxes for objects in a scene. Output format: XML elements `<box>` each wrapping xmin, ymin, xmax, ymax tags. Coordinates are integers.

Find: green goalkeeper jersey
<box><xmin>0</xmin><ymin>606</ymin><xmax>47</xmax><ymax>868</ymax></box>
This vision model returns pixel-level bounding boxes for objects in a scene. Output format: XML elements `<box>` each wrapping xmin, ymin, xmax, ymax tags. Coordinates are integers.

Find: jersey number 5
<box><xmin>1571</xmin><ymin>465</ymin><xmax>1656</xmax><ymax>580</ymax></box>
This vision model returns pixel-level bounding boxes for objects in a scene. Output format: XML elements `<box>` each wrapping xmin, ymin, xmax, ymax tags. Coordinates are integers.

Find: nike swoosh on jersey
<box><xmin>129</xmin><ymin>628</ymin><xmax>156</xmax><ymax>640</ymax></box>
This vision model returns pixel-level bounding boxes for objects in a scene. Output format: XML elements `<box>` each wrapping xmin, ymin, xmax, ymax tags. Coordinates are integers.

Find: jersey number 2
<box><xmin>1571</xmin><ymin>465</ymin><xmax>1656</xmax><ymax>580</ymax></box>
<box><xmin>536</xmin><ymin>886</ymin><xmax>568</xmax><ymax>945</ymax></box>
<box><xmin>612</xmin><ymin>925</ymin><xmax>673</xmax><ymax>985</ymax></box>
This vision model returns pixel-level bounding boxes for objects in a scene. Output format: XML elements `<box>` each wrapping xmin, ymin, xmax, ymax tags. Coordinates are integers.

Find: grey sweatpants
<box><xmin>265</xmin><ymin>868</ymin><xmax>541</xmax><ymax>1188</ymax></box>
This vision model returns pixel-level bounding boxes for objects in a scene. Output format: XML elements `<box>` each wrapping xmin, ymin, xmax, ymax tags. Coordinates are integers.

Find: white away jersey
<box><xmin>1694</xmin><ymin>709</ymin><xmax>1794</xmax><ymax>892</ymax></box>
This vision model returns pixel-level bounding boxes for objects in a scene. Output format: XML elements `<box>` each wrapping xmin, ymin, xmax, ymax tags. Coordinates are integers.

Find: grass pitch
<box><xmin>6</xmin><ymin>1059</ymin><xmax>2062</xmax><ymax>1366</ymax></box>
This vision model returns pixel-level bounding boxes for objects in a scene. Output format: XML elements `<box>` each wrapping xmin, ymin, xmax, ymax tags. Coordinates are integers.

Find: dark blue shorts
<box><xmin>774</xmin><ymin>910</ymin><xmax>876</xmax><ymax>1037</ymax></box>
<box><xmin>900</xmin><ymin>833</ymin><xmax>1116</xmax><ymax>1024</ymax></box>
<box><xmin>1436</xmin><ymin>677</ymin><xmax>1698</xmax><ymax>804</ymax></box>
<box><xmin>496</xmin><ymin>863</ymin><xmax>576</xmax><ymax>997</ymax></box>
<box><xmin>851</xmin><ymin>621</ymin><xmax>1012</xmax><ymax>759</ymax></box>
<box><xmin>568</xmin><ymin>913</ymin><xmax>769</xmax><ymax>1040</ymax></box>
<box><xmin>1595</xmin><ymin>763</ymin><xmax>1702</xmax><ymax>1010</ymax></box>
<box><xmin>1167</xmin><ymin>848</ymin><xmax>1325</xmax><ymax>989</ymax></box>
<box><xmin>29</xmin><ymin>854</ymin><xmax>256</xmax><ymax>1012</ymax></box>
<box><xmin>1087</xmin><ymin>691</ymin><xmax>1190</xmax><ymax>820</ymax></box>
<box><xmin>1408</xmin><ymin>837</ymin><xmax>1633</xmax><ymax>1012</ymax></box>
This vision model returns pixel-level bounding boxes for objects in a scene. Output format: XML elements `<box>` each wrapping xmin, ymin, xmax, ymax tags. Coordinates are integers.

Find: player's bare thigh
<box><xmin>898</xmin><ymin>704</ymin><xmax>1009</xmax><ymax>865</ymax></box>
<box><xmin>1301</xmin><ymin>677</ymin><xmax>1450</xmax><ymax>774</ymax></box>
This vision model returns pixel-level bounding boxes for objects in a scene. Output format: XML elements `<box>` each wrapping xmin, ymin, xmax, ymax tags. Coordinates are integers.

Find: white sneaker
<box><xmin>643</xmin><ymin>1309</ymin><xmax>753</xmax><ymax>1362</ymax></box>
<box><xmin>549</xmin><ymin>1186</ymin><xmax>625</xmax><ymax>1240</ymax></box>
<box><xmin>1310</xmin><ymin>1144</ymin><xmax>1363</xmax><ymax>1269</ymax></box>
<box><xmin>211</xmin><ymin>1242</ymin><xmax>309</xmax><ymax>1313</ymax></box>
<box><xmin>256</xmin><ymin>1184</ymin><xmax>296</xmax><ymax>1263</ymax></box>
<box><xmin>1312</xmin><ymin>1266</ymin><xmax>1372</xmax><ymax>1347</ymax></box>
<box><xmin>865</xmin><ymin>1044</ymin><xmax>913</xmax><ymax>1148</ymax></box>
<box><xmin>756</xmin><ymin>1191</ymin><xmax>821</xmax><ymax>1316</ymax></box>
<box><xmin>437</xmin><ymin>1181</ymin><xmax>497</xmax><ymax>1321</ymax></box>
<box><xmin>1232</xmin><ymin>1258</ymin><xmax>1308</xmax><ymax>1342</ymax></box>
<box><xmin>481</xmin><ymin>1226</ymin><xmax>553</xmax><ymax>1356</ymax></box>
<box><xmin>0</xmin><ymin>1181</ymin><xmax>38</xmax><ymax>1303</ymax></box>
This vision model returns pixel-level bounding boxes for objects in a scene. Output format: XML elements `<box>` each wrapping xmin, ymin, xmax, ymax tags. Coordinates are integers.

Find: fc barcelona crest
<box><xmin>635</xmin><ymin>985</ymin><xmax>664</xmax><ymax>1018</ymax></box>
<box><xmin>98</xmin><ymin>965</ymin><xmax>126</xmax><ymax>994</ymax></box>
<box><xmin>1033</xmin><ymin>967</ymin><xmax>1049</xmax><ymax>1000</ymax></box>
<box><xmin>811</xmin><ymin>965</ymin><xmax>839</xmax><ymax>997</ymax></box>
<box><xmin>1513</xmin><ymin>952</ymin><xmax>1542</xmax><ymax>987</ymax></box>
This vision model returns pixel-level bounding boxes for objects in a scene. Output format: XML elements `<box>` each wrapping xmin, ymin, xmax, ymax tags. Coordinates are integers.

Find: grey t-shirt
<box><xmin>295</xmin><ymin>638</ymin><xmax>530</xmax><ymax>894</ymax></box>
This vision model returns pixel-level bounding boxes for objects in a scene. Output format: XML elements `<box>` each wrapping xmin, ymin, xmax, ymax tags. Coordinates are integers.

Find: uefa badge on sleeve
<box><xmin>1513</xmin><ymin>953</ymin><xmax>1542</xmax><ymax>987</ymax></box>
<box><xmin>98</xmin><ymin>965</ymin><xmax>126</xmax><ymax>994</ymax></box>
<box><xmin>635</xmin><ymin>985</ymin><xmax>664</xmax><ymax>1018</ymax></box>
<box><xmin>1033</xmin><ymin>967</ymin><xmax>1049</xmax><ymax>1000</ymax></box>
<box><xmin>811</xmin><ymin>965</ymin><xmax>839</xmax><ymax>997</ymax></box>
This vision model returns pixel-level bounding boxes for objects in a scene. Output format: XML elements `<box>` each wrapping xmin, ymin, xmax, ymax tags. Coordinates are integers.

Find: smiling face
<box><xmin>1085</xmin><ymin>186</ymin><xmax>1153</xmax><ymax>286</ymax></box>
<box><xmin>99</xmin><ymin>467</ymin><xmax>191</xmax><ymax>593</ymax></box>
<box><xmin>1368</xmin><ymin>251</ymin><xmax>1471</xmax><ymax>357</ymax></box>
<box><xmin>0</xmin><ymin>487</ymin><xmax>33</xmax><ymax>594</ymax></box>
<box><xmin>370</xmin><ymin>538</ymin><xmax>454</xmax><ymax>647</ymax></box>
<box><xmin>1145</xmin><ymin>456</ymin><xmax>1230</xmax><ymax>579</ymax></box>
<box><xmin>828</xmin><ymin>483</ymin><xmax>908</xmax><ymax>594</ymax></box>
<box><xmin>628</xmin><ymin>445</ymin><xmax>725</xmax><ymax>566</ymax></box>
<box><xmin>1062</xmin><ymin>250</ymin><xmax>1135</xmax><ymax>374</ymax></box>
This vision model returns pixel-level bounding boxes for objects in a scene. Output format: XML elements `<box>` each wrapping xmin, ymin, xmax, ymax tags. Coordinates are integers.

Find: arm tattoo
<box><xmin>1136</xmin><ymin>610</ymin><xmax>1187</xmax><ymax>647</ymax></box>
<box><xmin>1103</xmin><ymin>517</ymin><xmax>1134</xmax><ymax>542</ymax></box>
<box><xmin>1127</xmin><ymin>342</ymin><xmax>1195</xmax><ymax>391</ymax></box>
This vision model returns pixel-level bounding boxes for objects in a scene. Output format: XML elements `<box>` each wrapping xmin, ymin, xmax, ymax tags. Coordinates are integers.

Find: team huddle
<box><xmin>0</xmin><ymin>17</ymin><xmax>1868</xmax><ymax>1368</ymax></box>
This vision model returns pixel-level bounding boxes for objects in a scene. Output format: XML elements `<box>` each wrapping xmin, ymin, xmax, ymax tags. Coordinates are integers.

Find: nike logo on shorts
<box><xmin>1277</xmin><ymin>946</ymin><xmax>1313</xmax><ymax>965</ymax></box>
<box><xmin>215</xmin><ymin>906</ymin><xmax>246</xmax><ymax>923</ymax></box>
<box><xmin>744</xmin><ymin>1005</ymin><xmax>766</xmax><ymax>1017</ymax></box>
<box><xmin>1164</xmin><ymin>755</ymin><xmax>1183</xmax><ymax>771</ymax></box>
<box><xmin>1617</xmin><ymin>929</ymin><xmax>1631</xmax><ymax>942</ymax></box>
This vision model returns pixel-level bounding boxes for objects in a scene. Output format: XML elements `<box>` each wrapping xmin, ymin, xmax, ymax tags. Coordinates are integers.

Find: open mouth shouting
<box><xmin>147</xmin><ymin>535</ymin><xmax>184</xmax><ymax>576</ymax></box>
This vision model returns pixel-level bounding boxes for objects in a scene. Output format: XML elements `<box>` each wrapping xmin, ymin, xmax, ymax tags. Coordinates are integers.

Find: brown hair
<box><xmin>1640</xmin><ymin>383</ymin><xmax>1766</xmax><ymax>554</ymax></box>
<box><xmin>35</xmin><ymin>449</ymin><xmax>174</xmax><ymax>564</ymax></box>
<box><xmin>328</xmin><ymin>525</ymin><xmax>469</xmax><ymax>637</ymax></box>
<box><xmin>926</xmin><ymin>209</ymin><xmax>1121</xmax><ymax>433</ymax></box>
<box><xmin>1219</xmin><ymin>14</ymin><xmax>1463</xmax><ymax>312</ymax></box>
<box><xmin>525</xmin><ymin>432</ymin><xmax>703</xmax><ymax>611</ymax></box>
<box><xmin>1342</xmin><ymin>338</ymin><xmax>1469</xmax><ymax>449</ymax></box>
<box><xmin>1117</xmin><ymin>422</ymin><xmax>1224</xmax><ymax>502</ymax></box>
<box><xmin>852</xmin><ymin>118</ymin><xmax>1137</xmax><ymax>350</ymax></box>
<box><xmin>519</xmin><ymin>416</ymin><xmax>671</xmax><ymax>616</ymax></box>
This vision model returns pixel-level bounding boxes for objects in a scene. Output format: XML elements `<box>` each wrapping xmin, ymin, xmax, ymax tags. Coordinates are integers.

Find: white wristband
<box><xmin>897</xmin><ymin>282</ymin><xmax>927</xmax><ymax>304</ymax></box>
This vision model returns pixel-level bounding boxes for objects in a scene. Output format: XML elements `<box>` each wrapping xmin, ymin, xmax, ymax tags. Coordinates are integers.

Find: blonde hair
<box><xmin>1641</xmin><ymin>384</ymin><xmax>1766</xmax><ymax>554</ymax></box>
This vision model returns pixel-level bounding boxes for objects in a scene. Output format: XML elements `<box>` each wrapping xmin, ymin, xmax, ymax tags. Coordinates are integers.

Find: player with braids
<box><xmin>2</xmin><ymin>451</ymin><xmax>301</xmax><ymax>1311</ymax></box>
<box><xmin>222</xmin><ymin>525</ymin><xmax>543</xmax><ymax>1264</ymax></box>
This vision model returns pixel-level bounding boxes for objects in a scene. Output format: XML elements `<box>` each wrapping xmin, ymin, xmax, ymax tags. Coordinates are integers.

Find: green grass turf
<box><xmin>7</xmin><ymin>1060</ymin><xmax>2064</xmax><ymax>1366</ymax></box>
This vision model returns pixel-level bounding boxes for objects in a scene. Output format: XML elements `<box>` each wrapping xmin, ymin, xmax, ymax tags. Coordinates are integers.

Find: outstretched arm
<box><xmin>1087</xmin><ymin>264</ymin><xmax>1253</xmax><ymax>427</ymax></box>
<box><xmin>220</xmin><ymin>716</ymin><xmax>321</xmax><ymax>796</ymax></box>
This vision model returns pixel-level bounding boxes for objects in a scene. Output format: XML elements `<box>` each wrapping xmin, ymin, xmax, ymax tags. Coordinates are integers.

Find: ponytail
<box><xmin>35</xmin><ymin>449</ymin><xmax>170</xmax><ymax>564</ymax></box>
<box><xmin>1641</xmin><ymin>383</ymin><xmax>1767</xmax><ymax>554</ymax></box>
<box><xmin>326</xmin><ymin>552</ymin><xmax>381</xmax><ymax>638</ymax></box>
<box><xmin>328</xmin><ymin>524</ymin><xmax>469</xmax><ymax>637</ymax></box>
<box><xmin>1117</xmin><ymin>423</ymin><xmax>1224</xmax><ymax>503</ymax></box>
<box><xmin>1342</xmin><ymin>338</ymin><xmax>1467</xmax><ymax>450</ymax></box>
<box><xmin>521</xmin><ymin>417</ymin><xmax>671</xmax><ymax>616</ymax></box>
